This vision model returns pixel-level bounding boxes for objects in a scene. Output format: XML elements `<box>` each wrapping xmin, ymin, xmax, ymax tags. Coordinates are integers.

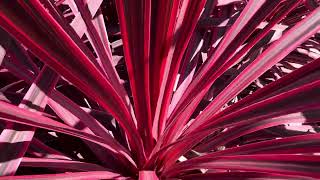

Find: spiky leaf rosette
<box><xmin>0</xmin><ymin>0</ymin><xmax>319</xmax><ymax>179</ymax></box>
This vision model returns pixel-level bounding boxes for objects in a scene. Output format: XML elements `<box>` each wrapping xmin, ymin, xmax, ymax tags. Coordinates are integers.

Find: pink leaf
<box><xmin>0</xmin><ymin>171</ymin><xmax>125</xmax><ymax>180</ymax></box>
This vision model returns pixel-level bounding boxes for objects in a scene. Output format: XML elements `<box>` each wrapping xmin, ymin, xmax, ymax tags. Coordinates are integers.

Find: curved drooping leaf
<box><xmin>0</xmin><ymin>100</ymin><xmax>136</xmax><ymax>171</ymax></box>
<box><xmin>166</xmin><ymin>154</ymin><xmax>320</xmax><ymax>178</ymax></box>
<box><xmin>0</xmin><ymin>171</ymin><xmax>126</xmax><ymax>180</ymax></box>
<box><xmin>196</xmin><ymin>109</ymin><xmax>320</xmax><ymax>152</ymax></box>
<box><xmin>0</xmin><ymin>66</ymin><xmax>59</xmax><ymax>175</ymax></box>
<box><xmin>0</xmin><ymin>1</ymin><xmax>145</xmax><ymax>164</ymax></box>
<box><xmin>187</xmin><ymin>6</ymin><xmax>320</xmax><ymax>134</ymax></box>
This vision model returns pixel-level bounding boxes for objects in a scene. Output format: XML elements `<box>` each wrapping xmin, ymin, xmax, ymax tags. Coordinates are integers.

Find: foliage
<box><xmin>0</xmin><ymin>0</ymin><xmax>319</xmax><ymax>179</ymax></box>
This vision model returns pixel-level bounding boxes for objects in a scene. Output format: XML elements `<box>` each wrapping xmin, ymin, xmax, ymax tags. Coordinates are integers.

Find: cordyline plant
<box><xmin>0</xmin><ymin>0</ymin><xmax>319</xmax><ymax>179</ymax></box>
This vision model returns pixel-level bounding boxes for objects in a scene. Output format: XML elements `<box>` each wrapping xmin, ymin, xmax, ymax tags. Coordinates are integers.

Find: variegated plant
<box><xmin>0</xmin><ymin>0</ymin><xmax>319</xmax><ymax>179</ymax></box>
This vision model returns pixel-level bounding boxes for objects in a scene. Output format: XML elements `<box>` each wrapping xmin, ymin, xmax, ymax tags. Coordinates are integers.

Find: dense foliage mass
<box><xmin>0</xmin><ymin>0</ymin><xmax>319</xmax><ymax>179</ymax></box>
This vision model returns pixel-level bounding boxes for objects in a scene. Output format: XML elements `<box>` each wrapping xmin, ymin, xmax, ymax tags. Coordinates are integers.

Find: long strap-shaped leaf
<box><xmin>0</xmin><ymin>91</ymin><xmax>133</xmax><ymax>172</ymax></box>
<box><xmin>196</xmin><ymin>108</ymin><xmax>320</xmax><ymax>152</ymax></box>
<box><xmin>0</xmin><ymin>100</ymin><xmax>136</xmax><ymax>171</ymax></box>
<box><xmin>0</xmin><ymin>171</ymin><xmax>126</xmax><ymax>180</ymax></box>
<box><xmin>169</xmin><ymin>0</ymin><xmax>217</xmax><ymax>115</ymax></box>
<box><xmin>49</xmin><ymin>90</ymin><xmax>112</xmax><ymax>140</ymax></box>
<box><xmin>2</xmin><ymin>13</ymin><xmax>127</xmax><ymax>171</ymax></box>
<box><xmin>1</xmin><ymin>47</ymin><xmax>131</xmax><ymax>171</ymax></box>
<box><xmin>73</xmin><ymin>1</ymin><xmax>135</xmax><ymax>129</ymax></box>
<box><xmin>0</xmin><ymin>66</ymin><xmax>59</xmax><ymax>176</ymax></box>
<box><xmin>186</xmin><ymin>5</ymin><xmax>320</xmax><ymax>134</ymax></box>
<box><xmin>48</xmin><ymin>91</ymin><xmax>133</xmax><ymax>173</ymax></box>
<box><xmin>20</xmin><ymin>157</ymin><xmax>108</xmax><ymax>172</ymax></box>
<box><xmin>152</xmin><ymin>0</ymin><xmax>206</xmax><ymax>141</ymax></box>
<box><xmin>199</xmin><ymin>58</ymin><xmax>320</xmax><ymax>130</ymax></box>
<box><xmin>197</xmin><ymin>79</ymin><xmax>320</xmax><ymax>134</ymax></box>
<box><xmin>152</xmin><ymin>79</ymin><xmax>320</xmax><ymax>170</ymax></box>
<box><xmin>0</xmin><ymin>1</ymin><xmax>145</xmax><ymax>165</ymax></box>
<box><xmin>39</xmin><ymin>0</ymin><xmax>134</xmax><ymax>130</ymax></box>
<box><xmin>115</xmin><ymin>0</ymin><xmax>153</xmax><ymax>154</ymax></box>
<box><xmin>165</xmin><ymin>154</ymin><xmax>320</xmax><ymax>178</ymax></box>
<box><xmin>25</xmin><ymin>0</ymin><xmax>139</xmax><ymax>154</ymax></box>
<box><xmin>149</xmin><ymin>0</ymin><xmax>180</xmax><ymax>121</ymax></box>
<box><xmin>160</xmin><ymin>0</ymin><xmax>285</xmax><ymax>148</ymax></box>
<box><xmin>1</xmin><ymin>48</ymin><xmax>132</xmax><ymax>171</ymax></box>
<box><xmin>71</xmin><ymin>0</ymin><xmax>133</xmax><ymax>115</ymax></box>
<box><xmin>196</xmin><ymin>133</ymin><xmax>320</xmax><ymax>159</ymax></box>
